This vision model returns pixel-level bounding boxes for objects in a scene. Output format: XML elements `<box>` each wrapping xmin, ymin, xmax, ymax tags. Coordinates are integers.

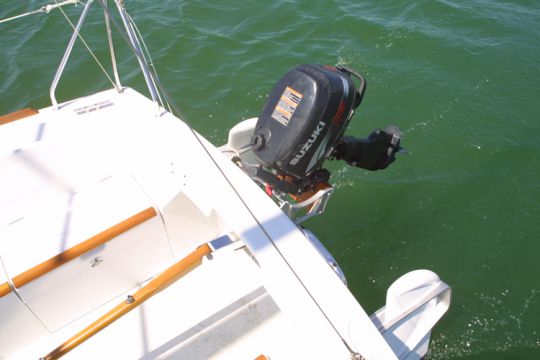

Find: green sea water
<box><xmin>1</xmin><ymin>1</ymin><xmax>540</xmax><ymax>359</ymax></box>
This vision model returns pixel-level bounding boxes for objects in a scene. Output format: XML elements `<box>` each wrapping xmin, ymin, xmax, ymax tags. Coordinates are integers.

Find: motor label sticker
<box><xmin>272</xmin><ymin>86</ymin><xmax>303</xmax><ymax>126</ymax></box>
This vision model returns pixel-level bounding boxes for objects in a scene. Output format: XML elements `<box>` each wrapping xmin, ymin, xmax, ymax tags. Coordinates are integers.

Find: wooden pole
<box><xmin>41</xmin><ymin>244</ymin><xmax>212</xmax><ymax>360</ymax></box>
<box><xmin>0</xmin><ymin>108</ymin><xmax>38</xmax><ymax>126</ymax></box>
<box><xmin>0</xmin><ymin>207</ymin><xmax>157</xmax><ymax>298</ymax></box>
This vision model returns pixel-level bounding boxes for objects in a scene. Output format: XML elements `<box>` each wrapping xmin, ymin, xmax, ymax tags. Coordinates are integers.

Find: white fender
<box><xmin>371</xmin><ymin>269</ymin><xmax>451</xmax><ymax>359</ymax></box>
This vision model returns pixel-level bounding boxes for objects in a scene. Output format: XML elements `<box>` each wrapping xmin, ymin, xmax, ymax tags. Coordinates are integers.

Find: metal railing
<box><xmin>49</xmin><ymin>0</ymin><xmax>161</xmax><ymax>110</ymax></box>
<box><xmin>49</xmin><ymin>0</ymin><xmax>95</xmax><ymax>109</ymax></box>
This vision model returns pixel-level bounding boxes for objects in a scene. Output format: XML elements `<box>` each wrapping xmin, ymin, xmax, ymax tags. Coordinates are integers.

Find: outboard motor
<box><xmin>248</xmin><ymin>64</ymin><xmax>402</xmax><ymax>197</ymax></box>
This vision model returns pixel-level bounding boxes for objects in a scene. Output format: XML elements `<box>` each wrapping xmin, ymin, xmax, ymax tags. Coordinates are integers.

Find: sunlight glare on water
<box><xmin>1</xmin><ymin>1</ymin><xmax>539</xmax><ymax>358</ymax></box>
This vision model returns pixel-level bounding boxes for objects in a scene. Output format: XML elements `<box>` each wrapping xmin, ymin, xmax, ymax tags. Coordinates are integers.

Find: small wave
<box><xmin>428</xmin><ymin>288</ymin><xmax>540</xmax><ymax>359</ymax></box>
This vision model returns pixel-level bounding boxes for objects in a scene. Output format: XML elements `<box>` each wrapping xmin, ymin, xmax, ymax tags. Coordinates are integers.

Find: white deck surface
<box><xmin>0</xmin><ymin>88</ymin><xmax>398</xmax><ymax>359</ymax></box>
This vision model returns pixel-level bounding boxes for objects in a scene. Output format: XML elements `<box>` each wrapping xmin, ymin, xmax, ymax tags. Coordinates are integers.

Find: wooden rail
<box><xmin>42</xmin><ymin>243</ymin><xmax>212</xmax><ymax>359</ymax></box>
<box><xmin>0</xmin><ymin>108</ymin><xmax>38</xmax><ymax>126</ymax></box>
<box><xmin>0</xmin><ymin>207</ymin><xmax>157</xmax><ymax>298</ymax></box>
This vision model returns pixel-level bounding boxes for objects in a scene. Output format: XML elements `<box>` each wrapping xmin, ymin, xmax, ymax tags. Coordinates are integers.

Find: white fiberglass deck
<box><xmin>0</xmin><ymin>88</ymin><xmax>398</xmax><ymax>359</ymax></box>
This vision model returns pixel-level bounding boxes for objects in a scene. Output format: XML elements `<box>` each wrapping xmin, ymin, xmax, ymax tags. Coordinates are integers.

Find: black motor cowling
<box><xmin>249</xmin><ymin>64</ymin><xmax>402</xmax><ymax>195</ymax></box>
<box><xmin>251</xmin><ymin>64</ymin><xmax>365</xmax><ymax>179</ymax></box>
